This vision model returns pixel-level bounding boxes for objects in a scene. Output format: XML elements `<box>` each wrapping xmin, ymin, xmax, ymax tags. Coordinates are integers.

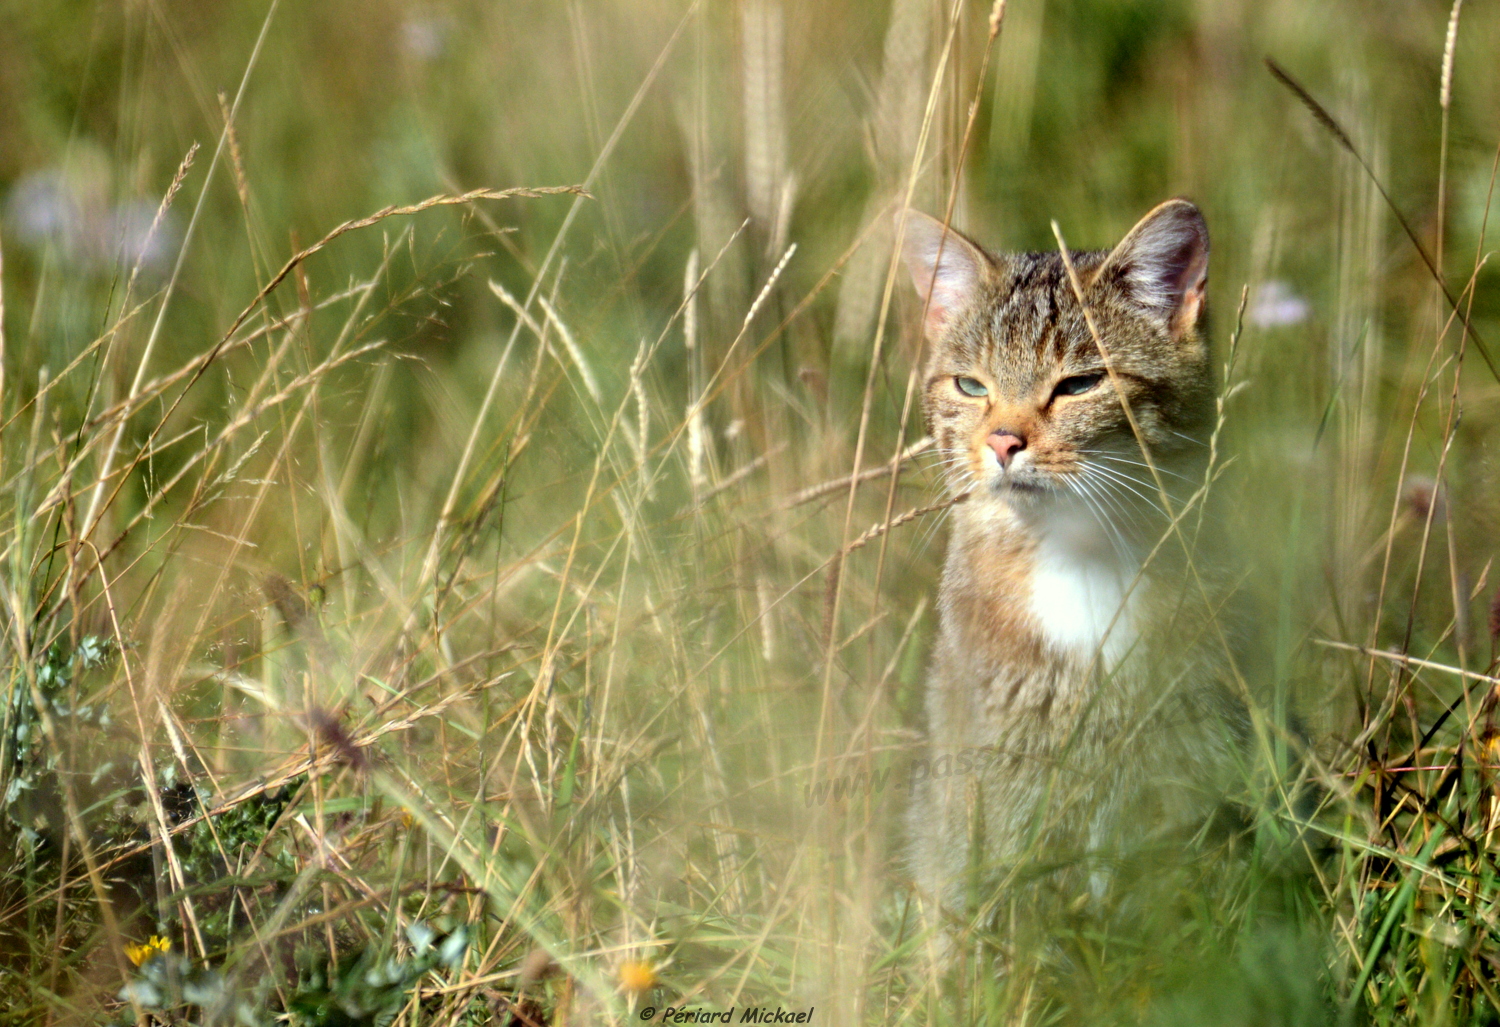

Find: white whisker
<box><xmin>1077</xmin><ymin>471</ymin><xmax>1147</xmax><ymax>535</ymax></box>
<box><xmin>1084</xmin><ymin>462</ymin><xmax>1167</xmax><ymax>512</ymax></box>
<box><xmin>1083</xmin><ymin>451</ymin><xmax>1195</xmax><ymax>484</ymax></box>
<box><xmin>1064</xmin><ymin>475</ymin><xmax>1132</xmax><ymax>563</ymax></box>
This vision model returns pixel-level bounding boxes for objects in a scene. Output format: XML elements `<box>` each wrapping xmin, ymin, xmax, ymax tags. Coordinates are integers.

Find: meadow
<box><xmin>0</xmin><ymin>0</ymin><xmax>1498</xmax><ymax>1022</ymax></box>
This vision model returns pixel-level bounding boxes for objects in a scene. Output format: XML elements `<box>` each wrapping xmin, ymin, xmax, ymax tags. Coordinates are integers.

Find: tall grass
<box><xmin>0</xmin><ymin>0</ymin><xmax>1498</xmax><ymax>1023</ymax></box>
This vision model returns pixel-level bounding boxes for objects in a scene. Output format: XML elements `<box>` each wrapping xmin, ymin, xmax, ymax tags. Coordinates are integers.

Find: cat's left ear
<box><xmin>1096</xmin><ymin>199</ymin><xmax>1208</xmax><ymax>340</ymax></box>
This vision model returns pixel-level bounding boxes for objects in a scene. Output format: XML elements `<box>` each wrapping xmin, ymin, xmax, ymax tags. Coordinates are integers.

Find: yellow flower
<box><xmin>618</xmin><ymin>959</ymin><xmax>657</xmax><ymax>994</ymax></box>
<box><xmin>1482</xmin><ymin>731</ymin><xmax>1500</xmax><ymax>766</ymax></box>
<box><xmin>125</xmin><ymin>935</ymin><xmax>172</xmax><ymax>967</ymax></box>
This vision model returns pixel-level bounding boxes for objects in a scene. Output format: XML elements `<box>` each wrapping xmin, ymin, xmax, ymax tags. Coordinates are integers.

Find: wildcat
<box><xmin>899</xmin><ymin>200</ymin><xmax>1244</xmax><ymax>937</ymax></box>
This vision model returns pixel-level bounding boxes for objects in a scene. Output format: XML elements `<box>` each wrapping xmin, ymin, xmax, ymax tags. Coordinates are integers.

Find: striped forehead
<box><xmin>975</xmin><ymin>250</ymin><xmax>1109</xmax><ymax>369</ymax></box>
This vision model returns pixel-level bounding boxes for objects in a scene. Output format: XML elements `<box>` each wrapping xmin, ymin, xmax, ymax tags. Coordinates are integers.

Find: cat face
<box><xmin>900</xmin><ymin>201</ymin><xmax>1214</xmax><ymax>517</ymax></box>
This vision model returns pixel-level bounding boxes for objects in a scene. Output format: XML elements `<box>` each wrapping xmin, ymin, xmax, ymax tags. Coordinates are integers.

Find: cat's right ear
<box><xmin>898</xmin><ymin>211</ymin><xmax>992</xmax><ymax>341</ymax></box>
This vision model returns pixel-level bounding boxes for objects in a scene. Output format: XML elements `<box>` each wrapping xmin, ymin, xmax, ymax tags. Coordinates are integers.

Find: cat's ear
<box><xmin>899</xmin><ymin>210</ymin><xmax>993</xmax><ymax>341</ymax></box>
<box><xmin>1096</xmin><ymin>199</ymin><xmax>1208</xmax><ymax>339</ymax></box>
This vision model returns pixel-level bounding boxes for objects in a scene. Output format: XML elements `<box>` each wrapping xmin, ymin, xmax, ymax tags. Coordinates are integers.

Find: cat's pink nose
<box><xmin>987</xmin><ymin>431</ymin><xmax>1026</xmax><ymax>468</ymax></box>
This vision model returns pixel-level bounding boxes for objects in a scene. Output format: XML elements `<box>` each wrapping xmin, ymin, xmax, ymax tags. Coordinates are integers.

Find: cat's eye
<box><xmin>1052</xmin><ymin>373</ymin><xmax>1104</xmax><ymax>399</ymax></box>
<box><xmin>955</xmin><ymin>376</ymin><xmax>988</xmax><ymax>398</ymax></box>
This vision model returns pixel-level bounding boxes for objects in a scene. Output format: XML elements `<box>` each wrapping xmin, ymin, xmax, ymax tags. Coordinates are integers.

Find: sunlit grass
<box><xmin>0</xmin><ymin>0</ymin><xmax>1498</xmax><ymax>1024</ymax></box>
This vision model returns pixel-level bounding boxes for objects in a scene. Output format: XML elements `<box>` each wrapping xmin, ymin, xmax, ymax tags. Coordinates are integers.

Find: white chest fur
<box><xmin>1027</xmin><ymin>512</ymin><xmax>1141</xmax><ymax>665</ymax></box>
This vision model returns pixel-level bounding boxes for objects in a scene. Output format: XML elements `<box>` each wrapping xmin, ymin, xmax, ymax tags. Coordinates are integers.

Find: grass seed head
<box><xmin>520</xmin><ymin>948</ymin><xmax>556</xmax><ymax>985</ymax></box>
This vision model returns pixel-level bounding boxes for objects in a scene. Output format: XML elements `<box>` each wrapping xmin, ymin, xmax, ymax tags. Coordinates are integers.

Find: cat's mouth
<box><xmin>966</xmin><ymin>445</ymin><xmax>1066</xmax><ymax>501</ymax></box>
<box><xmin>990</xmin><ymin>469</ymin><xmax>1054</xmax><ymax>499</ymax></box>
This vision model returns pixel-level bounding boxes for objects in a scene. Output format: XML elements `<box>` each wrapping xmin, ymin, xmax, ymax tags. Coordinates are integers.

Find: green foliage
<box><xmin>106</xmin><ymin>923</ymin><xmax>469</xmax><ymax>1027</ymax></box>
<box><xmin>286</xmin><ymin>924</ymin><xmax>469</xmax><ymax>1027</ymax></box>
<box><xmin>2</xmin><ymin>634</ymin><xmax>112</xmax><ymax>845</ymax></box>
<box><xmin>115</xmin><ymin>949</ymin><xmax>242</xmax><ymax>1026</ymax></box>
<box><xmin>177</xmin><ymin>781</ymin><xmax>302</xmax><ymax>956</ymax></box>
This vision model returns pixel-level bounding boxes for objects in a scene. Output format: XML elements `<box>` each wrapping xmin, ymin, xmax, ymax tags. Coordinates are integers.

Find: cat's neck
<box><xmin>946</xmin><ymin>495</ymin><xmax>1144</xmax><ymax>665</ymax></box>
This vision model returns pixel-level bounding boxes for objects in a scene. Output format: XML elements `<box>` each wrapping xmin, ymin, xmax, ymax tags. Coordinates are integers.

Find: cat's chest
<box><xmin>1026</xmin><ymin>534</ymin><xmax>1139</xmax><ymax>664</ymax></box>
<box><xmin>945</xmin><ymin>508</ymin><xmax>1143</xmax><ymax>668</ymax></box>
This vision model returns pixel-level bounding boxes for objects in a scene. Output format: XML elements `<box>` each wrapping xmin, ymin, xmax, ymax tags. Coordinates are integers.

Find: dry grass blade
<box><xmin>1316</xmin><ymin>638</ymin><xmax>1500</xmax><ymax>688</ymax></box>
<box><xmin>81</xmin><ymin>187</ymin><xmax>581</xmax><ymax>564</ymax></box>
<box><xmin>1264</xmin><ymin>58</ymin><xmax>1358</xmax><ymax>155</ymax></box>
<box><xmin>1265</xmin><ymin>56</ymin><xmax>1500</xmax><ymax>382</ymax></box>
<box><xmin>238</xmin><ymin>186</ymin><xmax>588</xmax><ymax>353</ymax></box>
<box><xmin>782</xmin><ymin>436</ymin><xmax>933</xmax><ymax>508</ymax></box>
<box><xmin>843</xmin><ymin>491</ymin><xmax>969</xmax><ymax>555</ymax></box>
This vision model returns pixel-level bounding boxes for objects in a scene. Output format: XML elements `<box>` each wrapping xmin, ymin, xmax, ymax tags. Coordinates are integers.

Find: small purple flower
<box><xmin>401</xmin><ymin>15</ymin><xmax>452</xmax><ymax>62</ymax></box>
<box><xmin>6</xmin><ymin>163</ymin><xmax>178</xmax><ymax>277</ymax></box>
<box><xmin>1248</xmin><ymin>280</ymin><xmax>1310</xmax><ymax>328</ymax></box>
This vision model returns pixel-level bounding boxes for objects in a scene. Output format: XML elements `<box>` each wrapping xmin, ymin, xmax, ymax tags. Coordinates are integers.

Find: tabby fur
<box><xmin>899</xmin><ymin>200</ymin><xmax>1243</xmax><ymax>927</ymax></box>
